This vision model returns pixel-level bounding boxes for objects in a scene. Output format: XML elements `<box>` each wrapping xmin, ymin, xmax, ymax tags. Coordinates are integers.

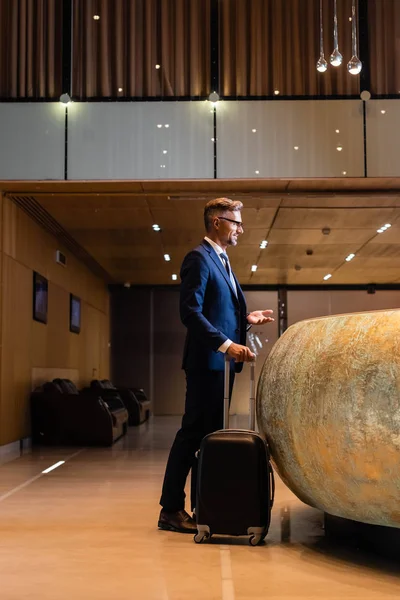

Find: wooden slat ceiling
<box><xmin>4</xmin><ymin>179</ymin><xmax>400</xmax><ymax>286</ymax></box>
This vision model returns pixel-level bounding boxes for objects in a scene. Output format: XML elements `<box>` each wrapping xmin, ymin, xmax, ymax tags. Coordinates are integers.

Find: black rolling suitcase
<box><xmin>194</xmin><ymin>356</ymin><xmax>275</xmax><ymax>546</ymax></box>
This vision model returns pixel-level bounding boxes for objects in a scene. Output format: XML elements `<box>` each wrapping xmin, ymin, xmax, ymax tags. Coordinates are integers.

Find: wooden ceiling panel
<box><xmin>37</xmin><ymin>194</ymin><xmax>149</xmax><ymax>210</ymax></box>
<box><xmin>358</xmin><ymin>244</ymin><xmax>400</xmax><ymax>259</ymax></box>
<box><xmin>274</xmin><ymin>208</ymin><xmax>400</xmax><ymax>229</ymax></box>
<box><xmin>4</xmin><ymin>181</ymin><xmax>400</xmax><ymax>286</ymax></box>
<box><xmin>70</xmin><ymin>228</ymin><xmax>157</xmax><ymax>246</ymax></box>
<box><xmin>47</xmin><ymin>208</ymin><xmax>153</xmax><ymax>230</ymax></box>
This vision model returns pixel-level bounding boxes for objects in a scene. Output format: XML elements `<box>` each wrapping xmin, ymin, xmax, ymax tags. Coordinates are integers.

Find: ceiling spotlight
<box><xmin>165</xmin><ymin>124</ymin><xmax>170</xmax><ymax>128</ymax></box>
<box><xmin>294</xmin><ymin>146</ymin><xmax>299</xmax><ymax>150</ymax></box>
<box><xmin>118</xmin><ymin>87</ymin><xmax>123</xmax><ymax>92</ymax></box>
<box><xmin>157</xmin><ymin>124</ymin><xmax>162</xmax><ymax>128</ymax></box>
<box><xmin>260</xmin><ymin>241</ymin><xmax>268</xmax><ymax>249</ymax></box>
<box><xmin>323</xmin><ymin>274</ymin><xmax>332</xmax><ymax>281</ymax></box>
<box><xmin>123</xmin><ymin>282</ymin><xmax>131</xmax><ymax>288</ymax></box>
<box><xmin>335</xmin><ymin>129</ymin><xmax>340</xmax><ymax>133</ymax></box>
<box><xmin>346</xmin><ymin>253</ymin><xmax>355</xmax><ymax>262</ymax></box>
<box><xmin>164</xmin><ymin>254</ymin><xmax>171</xmax><ymax>262</ymax></box>
<box><xmin>155</xmin><ymin>64</ymin><xmax>161</xmax><ymax>69</ymax></box>
<box><xmin>274</xmin><ymin>90</ymin><xmax>280</xmax><ymax>95</ymax></box>
<box><xmin>377</xmin><ymin>228</ymin><xmax>384</xmax><ymax>233</ymax></box>
<box><xmin>349</xmin><ymin>16</ymin><xmax>352</xmax><ymax>21</ymax></box>
<box><xmin>152</xmin><ymin>224</ymin><xmax>161</xmax><ymax>231</ymax></box>
<box><xmin>337</xmin><ymin>146</ymin><xmax>343</xmax><ymax>151</ymax></box>
<box><xmin>342</xmin><ymin>171</ymin><xmax>347</xmax><ymax>175</ymax></box>
<box><xmin>163</xmin><ymin>150</ymin><xmax>168</xmax><ymax>154</ymax></box>
<box><xmin>93</xmin><ymin>14</ymin><xmax>100</xmax><ymax>20</ymax></box>
<box><xmin>172</xmin><ymin>274</ymin><xmax>177</xmax><ymax>281</ymax></box>
<box><xmin>251</xmin><ymin>265</ymin><xmax>258</xmax><ymax>272</ymax></box>
<box><xmin>252</xmin><ymin>129</ymin><xmax>257</xmax><ymax>133</ymax></box>
<box><xmin>208</xmin><ymin>91</ymin><xmax>220</xmax><ymax>106</ymax></box>
<box><xmin>381</xmin><ymin>110</ymin><xmax>386</xmax><ymax>114</ymax></box>
<box><xmin>59</xmin><ymin>93</ymin><xmax>71</xmax><ymax>105</ymax></box>
<box><xmin>255</xmin><ymin>170</ymin><xmax>260</xmax><ymax>174</ymax></box>
<box><xmin>384</xmin><ymin>224</ymin><xmax>392</xmax><ymax>228</ymax></box>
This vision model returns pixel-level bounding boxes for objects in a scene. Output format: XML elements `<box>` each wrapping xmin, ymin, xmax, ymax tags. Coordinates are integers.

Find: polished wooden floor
<box><xmin>0</xmin><ymin>417</ymin><xmax>399</xmax><ymax>600</ymax></box>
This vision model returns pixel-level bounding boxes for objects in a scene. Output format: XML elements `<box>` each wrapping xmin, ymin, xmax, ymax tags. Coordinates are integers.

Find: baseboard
<box><xmin>0</xmin><ymin>437</ymin><xmax>32</xmax><ymax>466</ymax></box>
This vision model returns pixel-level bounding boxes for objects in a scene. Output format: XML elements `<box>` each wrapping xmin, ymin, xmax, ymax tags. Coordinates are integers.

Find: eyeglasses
<box><xmin>218</xmin><ymin>217</ymin><xmax>244</xmax><ymax>229</ymax></box>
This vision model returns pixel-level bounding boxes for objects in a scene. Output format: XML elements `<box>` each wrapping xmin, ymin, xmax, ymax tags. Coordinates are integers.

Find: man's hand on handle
<box><xmin>226</xmin><ymin>342</ymin><xmax>255</xmax><ymax>363</ymax></box>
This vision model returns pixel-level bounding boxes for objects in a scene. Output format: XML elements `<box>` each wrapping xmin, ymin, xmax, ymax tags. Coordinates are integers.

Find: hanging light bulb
<box><xmin>347</xmin><ymin>0</ymin><xmax>362</xmax><ymax>75</ymax></box>
<box><xmin>316</xmin><ymin>0</ymin><xmax>327</xmax><ymax>72</ymax></box>
<box><xmin>330</xmin><ymin>0</ymin><xmax>343</xmax><ymax>66</ymax></box>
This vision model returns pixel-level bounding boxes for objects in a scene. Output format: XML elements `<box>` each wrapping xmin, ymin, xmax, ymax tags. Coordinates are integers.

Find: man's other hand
<box><xmin>247</xmin><ymin>309</ymin><xmax>274</xmax><ymax>325</ymax></box>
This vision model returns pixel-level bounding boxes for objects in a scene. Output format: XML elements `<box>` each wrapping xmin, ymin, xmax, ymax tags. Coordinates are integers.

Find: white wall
<box><xmin>1</xmin><ymin>99</ymin><xmax>399</xmax><ymax>180</ymax></box>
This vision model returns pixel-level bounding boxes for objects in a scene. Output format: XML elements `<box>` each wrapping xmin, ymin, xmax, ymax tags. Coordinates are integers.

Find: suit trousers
<box><xmin>160</xmin><ymin>367</ymin><xmax>235</xmax><ymax>513</ymax></box>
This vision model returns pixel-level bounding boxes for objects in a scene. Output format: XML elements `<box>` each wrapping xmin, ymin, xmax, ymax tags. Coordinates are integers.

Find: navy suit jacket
<box><xmin>180</xmin><ymin>240</ymin><xmax>247</xmax><ymax>373</ymax></box>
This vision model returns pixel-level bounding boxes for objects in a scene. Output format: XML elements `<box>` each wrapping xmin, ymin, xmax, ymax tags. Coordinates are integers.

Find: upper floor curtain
<box><xmin>72</xmin><ymin>0</ymin><xmax>211</xmax><ymax>98</ymax></box>
<box><xmin>219</xmin><ymin>0</ymin><xmax>360</xmax><ymax>97</ymax></box>
<box><xmin>0</xmin><ymin>0</ymin><xmax>62</xmax><ymax>98</ymax></box>
<box><xmin>368</xmin><ymin>0</ymin><xmax>400</xmax><ymax>95</ymax></box>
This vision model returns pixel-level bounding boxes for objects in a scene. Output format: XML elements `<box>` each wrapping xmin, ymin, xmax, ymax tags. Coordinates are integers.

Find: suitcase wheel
<box><xmin>194</xmin><ymin>531</ymin><xmax>210</xmax><ymax>544</ymax></box>
<box><xmin>249</xmin><ymin>534</ymin><xmax>264</xmax><ymax>546</ymax></box>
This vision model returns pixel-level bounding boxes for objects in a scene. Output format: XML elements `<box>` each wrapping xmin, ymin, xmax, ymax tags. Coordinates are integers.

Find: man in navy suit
<box><xmin>158</xmin><ymin>197</ymin><xmax>274</xmax><ymax>533</ymax></box>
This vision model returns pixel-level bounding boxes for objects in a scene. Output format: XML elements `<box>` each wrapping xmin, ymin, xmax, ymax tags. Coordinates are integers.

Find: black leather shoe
<box><xmin>158</xmin><ymin>509</ymin><xmax>197</xmax><ymax>534</ymax></box>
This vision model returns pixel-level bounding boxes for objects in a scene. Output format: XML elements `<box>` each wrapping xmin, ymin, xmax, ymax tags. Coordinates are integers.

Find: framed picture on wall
<box><xmin>70</xmin><ymin>294</ymin><xmax>81</xmax><ymax>334</ymax></box>
<box><xmin>33</xmin><ymin>272</ymin><xmax>48</xmax><ymax>324</ymax></box>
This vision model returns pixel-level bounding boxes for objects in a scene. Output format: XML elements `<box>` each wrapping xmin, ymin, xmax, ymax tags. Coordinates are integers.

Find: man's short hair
<box><xmin>204</xmin><ymin>197</ymin><xmax>243</xmax><ymax>232</ymax></box>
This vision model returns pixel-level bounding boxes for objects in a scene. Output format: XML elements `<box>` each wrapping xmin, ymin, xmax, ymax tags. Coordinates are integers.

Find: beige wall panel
<box><xmin>0</xmin><ymin>197</ymin><xmax>110</xmax><ymax>446</ymax></box>
<box><xmin>0</xmin><ymin>255</ymin><xmax>32</xmax><ymax>444</ymax></box>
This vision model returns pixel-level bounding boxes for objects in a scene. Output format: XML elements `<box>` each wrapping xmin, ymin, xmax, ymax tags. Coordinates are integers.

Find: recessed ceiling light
<box><xmin>337</xmin><ymin>146</ymin><xmax>343</xmax><ymax>151</ymax></box>
<box><xmin>384</xmin><ymin>223</ymin><xmax>392</xmax><ymax>228</ymax></box>
<box><xmin>155</xmin><ymin>64</ymin><xmax>161</xmax><ymax>69</ymax></box>
<box><xmin>335</xmin><ymin>129</ymin><xmax>340</xmax><ymax>133</ymax></box>
<box><xmin>345</xmin><ymin>253</ymin><xmax>355</xmax><ymax>262</ymax></box>
<box><xmin>118</xmin><ymin>87</ymin><xmax>123</xmax><ymax>92</ymax></box>
<box><xmin>274</xmin><ymin>90</ymin><xmax>280</xmax><ymax>95</ymax></box>
<box><xmin>163</xmin><ymin>150</ymin><xmax>168</xmax><ymax>154</ymax></box>
<box><xmin>349</xmin><ymin>16</ymin><xmax>352</xmax><ymax>21</ymax></box>
<box><xmin>165</xmin><ymin>124</ymin><xmax>170</xmax><ymax>128</ymax></box>
<box><xmin>152</xmin><ymin>224</ymin><xmax>161</xmax><ymax>231</ymax></box>
<box><xmin>251</xmin><ymin>265</ymin><xmax>258</xmax><ymax>272</ymax></box>
<box><xmin>377</xmin><ymin>228</ymin><xmax>384</xmax><ymax>233</ymax></box>
<box><xmin>381</xmin><ymin>110</ymin><xmax>386</xmax><ymax>114</ymax></box>
<box><xmin>172</xmin><ymin>274</ymin><xmax>177</xmax><ymax>281</ymax></box>
<box><xmin>323</xmin><ymin>274</ymin><xmax>332</xmax><ymax>280</ymax></box>
<box><xmin>93</xmin><ymin>14</ymin><xmax>100</xmax><ymax>20</ymax></box>
<box><xmin>342</xmin><ymin>170</ymin><xmax>347</xmax><ymax>175</ymax></box>
<box><xmin>157</xmin><ymin>124</ymin><xmax>162</xmax><ymax>128</ymax></box>
<box><xmin>294</xmin><ymin>146</ymin><xmax>299</xmax><ymax>150</ymax></box>
<box><xmin>160</xmin><ymin>164</ymin><xmax>166</xmax><ymax>168</ymax></box>
<box><xmin>252</xmin><ymin>129</ymin><xmax>257</xmax><ymax>133</ymax></box>
<box><xmin>260</xmin><ymin>241</ymin><xmax>268</xmax><ymax>248</ymax></box>
<box><xmin>164</xmin><ymin>254</ymin><xmax>171</xmax><ymax>262</ymax></box>
<box><xmin>255</xmin><ymin>170</ymin><xmax>260</xmax><ymax>174</ymax></box>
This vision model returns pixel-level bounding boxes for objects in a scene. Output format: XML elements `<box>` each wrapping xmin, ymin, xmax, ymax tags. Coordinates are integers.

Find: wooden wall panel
<box><xmin>0</xmin><ymin>195</ymin><xmax>110</xmax><ymax>446</ymax></box>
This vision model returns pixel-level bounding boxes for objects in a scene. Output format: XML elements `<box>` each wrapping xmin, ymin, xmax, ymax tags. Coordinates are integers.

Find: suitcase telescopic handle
<box><xmin>224</xmin><ymin>355</ymin><xmax>256</xmax><ymax>431</ymax></box>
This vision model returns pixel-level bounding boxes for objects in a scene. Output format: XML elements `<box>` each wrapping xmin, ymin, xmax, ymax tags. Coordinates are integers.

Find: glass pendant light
<box><xmin>330</xmin><ymin>0</ymin><xmax>343</xmax><ymax>66</ymax></box>
<box><xmin>316</xmin><ymin>0</ymin><xmax>328</xmax><ymax>72</ymax></box>
<box><xmin>347</xmin><ymin>0</ymin><xmax>362</xmax><ymax>75</ymax></box>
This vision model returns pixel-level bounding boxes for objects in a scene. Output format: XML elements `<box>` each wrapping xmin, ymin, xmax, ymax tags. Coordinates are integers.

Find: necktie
<box><xmin>220</xmin><ymin>253</ymin><xmax>231</xmax><ymax>276</ymax></box>
<box><xmin>220</xmin><ymin>253</ymin><xmax>237</xmax><ymax>297</ymax></box>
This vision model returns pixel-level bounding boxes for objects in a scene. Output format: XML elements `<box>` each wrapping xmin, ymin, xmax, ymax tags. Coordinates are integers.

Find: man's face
<box><xmin>214</xmin><ymin>210</ymin><xmax>244</xmax><ymax>247</ymax></box>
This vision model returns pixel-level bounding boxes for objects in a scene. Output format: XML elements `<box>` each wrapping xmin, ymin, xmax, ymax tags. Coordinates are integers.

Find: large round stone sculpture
<box><xmin>257</xmin><ymin>309</ymin><xmax>400</xmax><ymax>528</ymax></box>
